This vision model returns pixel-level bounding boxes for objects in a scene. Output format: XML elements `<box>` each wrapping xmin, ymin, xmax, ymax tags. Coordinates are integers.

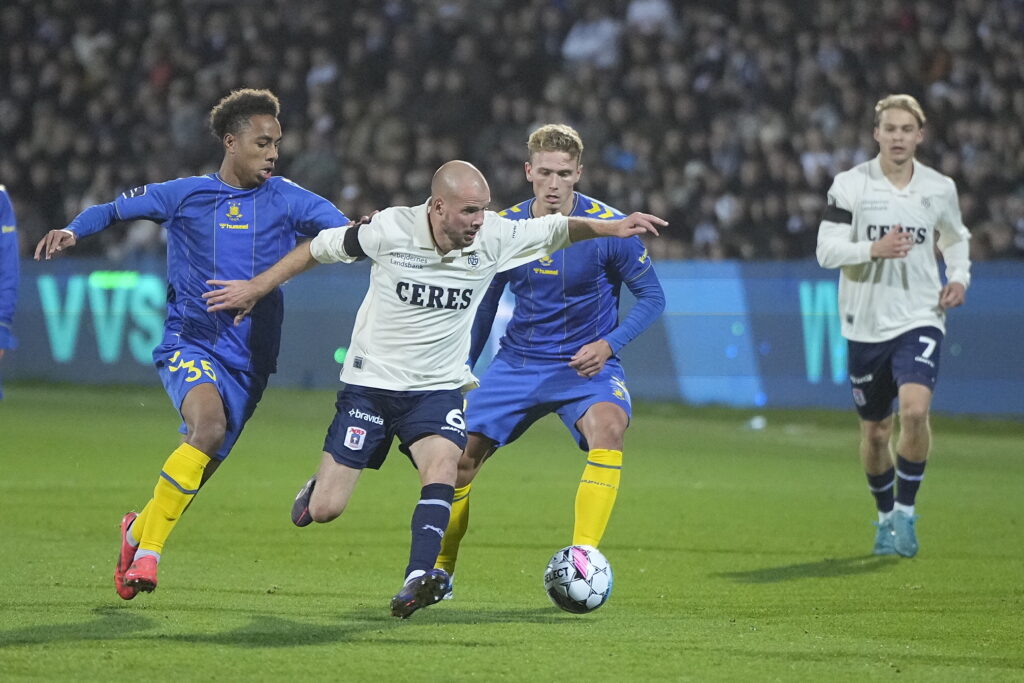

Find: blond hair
<box><xmin>527</xmin><ymin>124</ymin><xmax>584</xmax><ymax>164</ymax></box>
<box><xmin>874</xmin><ymin>94</ymin><xmax>926</xmax><ymax>127</ymax></box>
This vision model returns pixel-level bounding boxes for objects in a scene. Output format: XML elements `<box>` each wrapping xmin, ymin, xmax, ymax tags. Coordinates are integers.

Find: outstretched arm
<box><xmin>34</xmin><ymin>202</ymin><xmax>121</xmax><ymax>260</ymax></box>
<box><xmin>567</xmin><ymin>212</ymin><xmax>665</xmax><ymax>242</ymax></box>
<box><xmin>203</xmin><ymin>240</ymin><xmax>320</xmax><ymax>325</ymax></box>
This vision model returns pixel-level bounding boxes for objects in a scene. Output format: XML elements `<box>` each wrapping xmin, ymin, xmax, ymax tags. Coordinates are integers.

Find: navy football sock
<box><xmin>866</xmin><ymin>466</ymin><xmax>896</xmax><ymax>514</ymax></box>
<box><xmin>404</xmin><ymin>483</ymin><xmax>454</xmax><ymax>580</ymax></box>
<box><xmin>895</xmin><ymin>455</ymin><xmax>927</xmax><ymax>507</ymax></box>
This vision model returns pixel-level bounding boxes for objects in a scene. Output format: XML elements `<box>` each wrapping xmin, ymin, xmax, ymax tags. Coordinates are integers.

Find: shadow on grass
<box><xmin>157</xmin><ymin>606</ymin><xmax>566</xmax><ymax>647</ymax></box>
<box><xmin>0</xmin><ymin>604</ymin><xmax>563</xmax><ymax>650</ymax></box>
<box><xmin>712</xmin><ymin>555</ymin><xmax>899</xmax><ymax>583</ymax></box>
<box><xmin>0</xmin><ymin>605</ymin><xmax>156</xmax><ymax>648</ymax></box>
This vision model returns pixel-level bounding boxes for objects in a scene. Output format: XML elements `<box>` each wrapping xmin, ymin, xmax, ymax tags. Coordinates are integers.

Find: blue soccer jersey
<box><xmin>471</xmin><ymin>192</ymin><xmax>663</xmax><ymax>365</ymax></box>
<box><xmin>67</xmin><ymin>174</ymin><xmax>348</xmax><ymax>373</ymax></box>
<box><xmin>0</xmin><ymin>186</ymin><xmax>18</xmax><ymax>358</ymax></box>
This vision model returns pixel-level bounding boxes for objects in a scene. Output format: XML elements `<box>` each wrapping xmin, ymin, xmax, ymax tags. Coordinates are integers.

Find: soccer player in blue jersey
<box><xmin>0</xmin><ymin>185</ymin><xmax>18</xmax><ymax>400</ymax></box>
<box><xmin>434</xmin><ymin>124</ymin><xmax>665</xmax><ymax>586</ymax></box>
<box><xmin>34</xmin><ymin>89</ymin><xmax>350</xmax><ymax>599</ymax></box>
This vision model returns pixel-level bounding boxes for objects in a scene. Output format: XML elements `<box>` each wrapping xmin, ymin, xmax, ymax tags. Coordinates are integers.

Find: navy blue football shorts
<box><xmin>466</xmin><ymin>354</ymin><xmax>632</xmax><ymax>451</ymax></box>
<box><xmin>154</xmin><ymin>341</ymin><xmax>269</xmax><ymax>461</ymax></box>
<box><xmin>846</xmin><ymin>326</ymin><xmax>943</xmax><ymax>422</ymax></box>
<box><xmin>322</xmin><ymin>384</ymin><xmax>467</xmax><ymax>470</ymax></box>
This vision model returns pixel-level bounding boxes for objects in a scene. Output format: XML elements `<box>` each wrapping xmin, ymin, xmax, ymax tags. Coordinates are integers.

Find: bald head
<box><xmin>431</xmin><ymin>160</ymin><xmax>489</xmax><ymax>200</ymax></box>
<box><xmin>428</xmin><ymin>160</ymin><xmax>491</xmax><ymax>253</ymax></box>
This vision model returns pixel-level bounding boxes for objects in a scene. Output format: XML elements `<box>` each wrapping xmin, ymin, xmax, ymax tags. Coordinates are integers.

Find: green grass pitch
<box><xmin>1</xmin><ymin>383</ymin><xmax>1022</xmax><ymax>681</ymax></box>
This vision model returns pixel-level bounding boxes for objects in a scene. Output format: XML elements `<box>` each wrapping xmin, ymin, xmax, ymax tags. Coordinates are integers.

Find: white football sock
<box><xmin>893</xmin><ymin>502</ymin><xmax>915</xmax><ymax>516</ymax></box>
<box><xmin>134</xmin><ymin>549</ymin><xmax>161</xmax><ymax>563</ymax></box>
<box><xmin>126</xmin><ymin>520</ymin><xmax>140</xmax><ymax>548</ymax></box>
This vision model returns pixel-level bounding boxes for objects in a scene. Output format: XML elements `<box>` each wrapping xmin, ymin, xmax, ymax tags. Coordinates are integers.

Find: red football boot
<box><xmin>114</xmin><ymin>512</ymin><xmax>139</xmax><ymax>600</ymax></box>
<box><xmin>124</xmin><ymin>555</ymin><xmax>158</xmax><ymax>593</ymax></box>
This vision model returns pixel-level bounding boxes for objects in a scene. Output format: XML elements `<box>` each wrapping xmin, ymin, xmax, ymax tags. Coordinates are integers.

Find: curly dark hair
<box><xmin>208</xmin><ymin>88</ymin><xmax>281</xmax><ymax>139</ymax></box>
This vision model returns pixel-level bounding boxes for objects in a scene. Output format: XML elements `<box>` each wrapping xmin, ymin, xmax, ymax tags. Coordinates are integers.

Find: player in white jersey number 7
<box><xmin>816</xmin><ymin>94</ymin><xmax>971</xmax><ymax>559</ymax></box>
<box><xmin>204</xmin><ymin>160</ymin><xmax>665</xmax><ymax>617</ymax></box>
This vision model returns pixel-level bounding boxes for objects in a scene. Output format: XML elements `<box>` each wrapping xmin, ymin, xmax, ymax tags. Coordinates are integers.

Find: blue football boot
<box><xmin>892</xmin><ymin>510</ymin><xmax>919</xmax><ymax>557</ymax></box>
<box><xmin>872</xmin><ymin>517</ymin><xmax>896</xmax><ymax>555</ymax></box>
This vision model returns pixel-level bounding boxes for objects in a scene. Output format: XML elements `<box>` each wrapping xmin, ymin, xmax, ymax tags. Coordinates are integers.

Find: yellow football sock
<box><xmin>435</xmin><ymin>483</ymin><xmax>472</xmax><ymax>574</ymax></box>
<box><xmin>572</xmin><ymin>449</ymin><xmax>622</xmax><ymax>547</ymax></box>
<box><xmin>129</xmin><ymin>500</ymin><xmax>154</xmax><ymax>546</ymax></box>
<box><xmin>138</xmin><ymin>443</ymin><xmax>210</xmax><ymax>554</ymax></box>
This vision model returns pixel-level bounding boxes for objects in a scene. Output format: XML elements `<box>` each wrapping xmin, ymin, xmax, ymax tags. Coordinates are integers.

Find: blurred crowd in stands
<box><xmin>1</xmin><ymin>0</ymin><xmax>1022</xmax><ymax>261</ymax></box>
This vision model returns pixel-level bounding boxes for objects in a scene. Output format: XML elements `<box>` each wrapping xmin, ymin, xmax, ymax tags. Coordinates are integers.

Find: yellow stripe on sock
<box><xmin>572</xmin><ymin>449</ymin><xmax>622</xmax><ymax>547</ymax></box>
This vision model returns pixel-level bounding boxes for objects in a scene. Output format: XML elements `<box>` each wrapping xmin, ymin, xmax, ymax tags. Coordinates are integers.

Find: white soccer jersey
<box><xmin>310</xmin><ymin>201</ymin><xmax>570</xmax><ymax>391</ymax></box>
<box><xmin>816</xmin><ymin>157</ymin><xmax>971</xmax><ymax>343</ymax></box>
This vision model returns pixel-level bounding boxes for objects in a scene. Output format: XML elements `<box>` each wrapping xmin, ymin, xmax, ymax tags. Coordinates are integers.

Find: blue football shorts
<box><xmin>322</xmin><ymin>384</ymin><xmax>467</xmax><ymax>470</ymax></box>
<box><xmin>154</xmin><ymin>341</ymin><xmax>269</xmax><ymax>460</ymax></box>
<box><xmin>847</xmin><ymin>326</ymin><xmax>943</xmax><ymax>422</ymax></box>
<box><xmin>466</xmin><ymin>354</ymin><xmax>632</xmax><ymax>451</ymax></box>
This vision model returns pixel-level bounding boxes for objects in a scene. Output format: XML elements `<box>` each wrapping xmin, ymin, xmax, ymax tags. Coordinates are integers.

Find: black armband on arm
<box><xmin>822</xmin><ymin>205</ymin><xmax>853</xmax><ymax>224</ymax></box>
<box><xmin>343</xmin><ymin>224</ymin><xmax>367</xmax><ymax>260</ymax></box>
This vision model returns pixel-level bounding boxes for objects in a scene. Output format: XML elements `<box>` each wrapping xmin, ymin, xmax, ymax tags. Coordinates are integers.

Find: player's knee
<box><xmin>188</xmin><ymin>419</ymin><xmax>227</xmax><ymax>456</ymax></box>
<box><xmin>897</xmin><ymin>403</ymin><xmax>929</xmax><ymax>423</ymax></box>
<box><xmin>861</xmin><ymin>423</ymin><xmax>891</xmax><ymax>452</ymax></box>
<box><xmin>421</xmin><ymin>453</ymin><xmax>459</xmax><ymax>487</ymax></box>
<box><xmin>899</xmin><ymin>405</ymin><xmax>930</xmax><ymax>431</ymax></box>
<box><xmin>585</xmin><ymin>423</ymin><xmax>626</xmax><ymax>451</ymax></box>
<box><xmin>309</xmin><ymin>497</ymin><xmax>344</xmax><ymax>523</ymax></box>
<box><xmin>580</xmin><ymin>405</ymin><xmax>628</xmax><ymax>450</ymax></box>
<box><xmin>456</xmin><ymin>453</ymin><xmax>482</xmax><ymax>484</ymax></box>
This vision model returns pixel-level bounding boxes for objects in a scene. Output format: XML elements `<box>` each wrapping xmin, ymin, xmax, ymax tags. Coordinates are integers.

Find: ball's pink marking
<box><xmin>571</xmin><ymin>546</ymin><xmax>590</xmax><ymax>578</ymax></box>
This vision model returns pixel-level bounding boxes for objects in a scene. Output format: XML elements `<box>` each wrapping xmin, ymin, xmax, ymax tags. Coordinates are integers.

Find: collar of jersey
<box><xmin>412</xmin><ymin>200</ymin><xmax>479</xmax><ymax>256</ymax></box>
<box><xmin>870</xmin><ymin>156</ymin><xmax>921</xmax><ymax>194</ymax></box>
<box><xmin>213</xmin><ymin>173</ymin><xmax>261</xmax><ymax>192</ymax></box>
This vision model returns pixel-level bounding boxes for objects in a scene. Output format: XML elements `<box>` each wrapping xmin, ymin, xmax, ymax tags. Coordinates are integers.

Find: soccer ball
<box><xmin>543</xmin><ymin>545</ymin><xmax>613</xmax><ymax>613</ymax></box>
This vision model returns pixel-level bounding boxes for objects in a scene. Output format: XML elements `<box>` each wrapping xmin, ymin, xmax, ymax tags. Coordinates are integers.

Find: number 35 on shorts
<box><xmin>167</xmin><ymin>349</ymin><xmax>218</xmax><ymax>383</ymax></box>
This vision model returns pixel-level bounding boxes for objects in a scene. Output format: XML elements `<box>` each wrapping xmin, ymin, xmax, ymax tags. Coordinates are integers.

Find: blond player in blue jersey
<box><xmin>35</xmin><ymin>89</ymin><xmax>350</xmax><ymax>599</ymax></box>
<box><xmin>434</xmin><ymin>125</ymin><xmax>666</xmax><ymax>593</ymax></box>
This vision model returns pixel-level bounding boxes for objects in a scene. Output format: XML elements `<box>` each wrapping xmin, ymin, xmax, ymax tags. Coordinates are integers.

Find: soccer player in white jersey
<box><xmin>204</xmin><ymin>160</ymin><xmax>665</xmax><ymax>617</ymax></box>
<box><xmin>816</xmin><ymin>94</ymin><xmax>971</xmax><ymax>558</ymax></box>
